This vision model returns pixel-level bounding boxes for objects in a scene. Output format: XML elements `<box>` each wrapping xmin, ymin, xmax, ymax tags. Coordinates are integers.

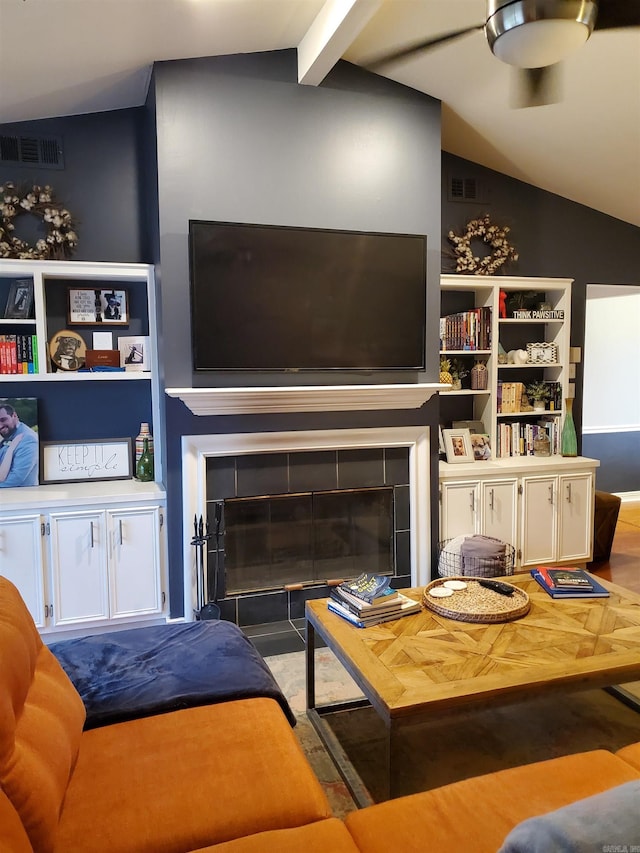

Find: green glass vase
<box><xmin>136</xmin><ymin>436</ymin><xmax>154</xmax><ymax>481</ymax></box>
<box><xmin>561</xmin><ymin>398</ymin><xmax>577</xmax><ymax>457</ymax></box>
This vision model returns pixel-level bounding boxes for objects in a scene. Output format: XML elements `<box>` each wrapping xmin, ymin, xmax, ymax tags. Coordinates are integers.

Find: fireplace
<box><xmin>182</xmin><ymin>426</ymin><xmax>431</xmax><ymax>626</ymax></box>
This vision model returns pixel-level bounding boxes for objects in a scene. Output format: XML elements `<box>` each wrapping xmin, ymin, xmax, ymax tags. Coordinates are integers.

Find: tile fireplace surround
<box><xmin>181</xmin><ymin>425</ymin><xmax>432</xmax><ymax>628</ymax></box>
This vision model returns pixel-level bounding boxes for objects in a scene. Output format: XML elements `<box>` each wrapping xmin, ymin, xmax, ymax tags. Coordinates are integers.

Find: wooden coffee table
<box><xmin>305</xmin><ymin>573</ymin><xmax>640</xmax><ymax>806</ymax></box>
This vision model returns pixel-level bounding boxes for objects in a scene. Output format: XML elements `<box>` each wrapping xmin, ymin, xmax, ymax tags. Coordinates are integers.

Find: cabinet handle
<box><xmin>489</xmin><ymin>488</ymin><xmax>495</xmax><ymax>511</ymax></box>
<box><xmin>566</xmin><ymin>483</ymin><xmax>572</xmax><ymax>504</ymax></box>
<box><xmin>45</xmin><ymin>604</ymin><xmax>48</xmax><ymax>618</ymax></box>
<box><xmin>90</xmin><ymin>522</ymin><xmax>94</xmax><ymax>548</ymax></box>
<box><xmin>119</xmin><ymin>519</ymin><xmax>123</xmax><ymax>545</ymax></box>
<box><xmin>470</xmin><ymin>491</ymin><xmax>475</xmax><ymax>512</ymax></box>
<box><xmin>548</xmin><ymin>485</ymin><xmax>554</xmax><ymax>504</ymax></box>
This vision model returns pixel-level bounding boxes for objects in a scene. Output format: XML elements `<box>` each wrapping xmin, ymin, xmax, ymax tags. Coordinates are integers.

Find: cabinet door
<box><xmin>440</xmin><ymin>481</ymin><xmax>480</xmax><ymax>540</ymax></box>
<box><xmin>557</xmin><ymin>473</ymin><xmax>594</xmax><ymax>562</ymax></box>
<box><xmin>520</xmin><ymin>476</ymin><xmax>557</xmax><ymax>566</ymax></box>
<box><xmin>480</xmin><ymin>479</ymin><xmax>518</xmax><ymax>551</ymax></box>
<box><xmin>0</xmin><ymin>514</ymin><xmax>46</xmax><ymax>627</ymax></box>
<box><xmin>49</xmin><ymin>510</ymin><xmax>109</xmax><ymax>625</ymax></box>
<box><xmin>108</xmin><ymin>506</ymin><xmax>163</xmax><ymax>618</ymax></box>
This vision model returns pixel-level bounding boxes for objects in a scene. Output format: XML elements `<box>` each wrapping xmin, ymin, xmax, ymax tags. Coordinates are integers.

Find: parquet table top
<box><xmin>306</xmin><ymin>574</ymin><xmax>640</xmax><ymax>721</ymax></box>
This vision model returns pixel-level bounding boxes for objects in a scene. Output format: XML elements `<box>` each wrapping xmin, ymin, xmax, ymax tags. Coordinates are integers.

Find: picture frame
<box><xmin>68</xmin><ymin>288</ymin><xmax>129</xmax><ymax>325</ymax></box>
<box><xmin>40</xmin><ymin>438</ymin><xmax>133</xmax><ymax>484</ymax></box>
<box><xmin>0</xmin><ymin>397</ymin><xmax>39</xmax><ymax>488</ymax></box>
<box><xmin>443</xmin><ymin>428</ymin><xmax>475</xmax><ymax>464</ymax></box>
<box><xmin>470</xmin><ymin>433</ymin><xmax>492</xmax><ymax>461</ymax></box>
<box><xmin>48</xmin><ymin>329</ymin><xmax>86</xmax><ymax>371</ymax></box>
<box><xmin>118</xmin><ymin>335</ymin><xmax>149</xmax><ymax>371</ymax></box>
<box><xmin>526</xmin><ymin>342</ymin><xmax>558</xmax><ymax>364</ymax></box>
<box><xmin>4</xmin><ymin>279</ymin><xmax>34</xmax><ymax>320</ymax></box>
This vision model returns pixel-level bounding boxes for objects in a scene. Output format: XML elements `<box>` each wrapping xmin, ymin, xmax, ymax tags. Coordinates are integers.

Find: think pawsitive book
<box><xmin>338</xmin><ymin>572</ymin><xmax>398</xmax><ymax>604</ymax></box>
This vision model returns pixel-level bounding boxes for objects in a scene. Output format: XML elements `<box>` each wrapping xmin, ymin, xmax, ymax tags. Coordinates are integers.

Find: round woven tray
<box><xmin>422</xmin><ymin>577</ymin><xmax>530</xmax><ymax>623</ymax></box>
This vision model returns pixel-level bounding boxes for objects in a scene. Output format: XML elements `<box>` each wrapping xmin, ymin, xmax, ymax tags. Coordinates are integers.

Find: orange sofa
<box><xmin>2</xmin><ymin>573</ymin><xmax>639</xmax><ymax>853</ymax></box>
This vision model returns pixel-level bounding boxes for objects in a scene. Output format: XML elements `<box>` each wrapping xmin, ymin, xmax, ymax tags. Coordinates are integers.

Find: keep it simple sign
<box><xmin>41</xmin><ymin>439</ymin><xmax>132</xmax><ymax>484</ymax></box>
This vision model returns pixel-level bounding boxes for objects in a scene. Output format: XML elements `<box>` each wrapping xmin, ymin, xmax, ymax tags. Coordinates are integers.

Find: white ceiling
<box><xmin>1</xmin><ymin>0</ymin><xmax>638</xmax><ymax>226</ymax></box>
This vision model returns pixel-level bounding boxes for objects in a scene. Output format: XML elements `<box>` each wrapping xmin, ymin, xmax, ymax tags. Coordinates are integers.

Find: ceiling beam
<box><xmin>297</xmin><ymin>0</ymin><xmax>381</xmax><ymax>86</ymax></box>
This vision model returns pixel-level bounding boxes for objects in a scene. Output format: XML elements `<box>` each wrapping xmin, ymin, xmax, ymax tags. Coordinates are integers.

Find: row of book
<box><xmin>327</xmin><ymin>572</ymin><xmax>421</xmax><ymax>628</ymax></box>
<box><xmin>497</xmin><ymin>381</ymin><xmax>562</xmax><ymax>414</ymax></box>
<box><xmin>495</xmin><ymin>420</ymin><xmax>560</xmax><ymax>458</ymax></box>
<box><xmin>440</xmin><ymin>307</ymin><xmax>492</xmax><ymax>352</ymax></box>
<box><xmin>0</xmin><ymin>334</ymin><xmax>39</xmax><ymax>374</ymax></box>
<box><xmin>531</xmin><ymin>567</ymin><xmax>609</xmax><ymax>599</ymax></box>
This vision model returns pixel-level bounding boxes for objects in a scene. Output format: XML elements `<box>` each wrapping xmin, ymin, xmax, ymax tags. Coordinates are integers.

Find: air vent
<box><xmin>448</xmin><ymin>175</ymin><xmax>488</xmax><ymax>203</ymax></box>
<box><xmin>0</xmin><ymin>135</ymin><xmax>64</xmax><ymax>169</ymax></box>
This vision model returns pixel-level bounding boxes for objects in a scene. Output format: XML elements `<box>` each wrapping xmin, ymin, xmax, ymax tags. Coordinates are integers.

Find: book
<box><xmin>338</xmin><ymin>572</ymin><xmax>398</xmax><ymax>604</ymax></box>
<box><xmin>530</xmin><ymin>569</ymin><xmax>610</xmax><ymax>599</ymax></box>
<box><xmin>332</xmin><ymin>585</ymin><xmax>400</xmax><ymax>613</ymax></box>
<box><xmin>543</xmin><ymin>568</ymin><xmax>594</xmax><ymax>588</ymax></box>
<box><xmin>327</xmin><ymin>593</ymin><xmax>421</xmax><ymax>627</ymax></box>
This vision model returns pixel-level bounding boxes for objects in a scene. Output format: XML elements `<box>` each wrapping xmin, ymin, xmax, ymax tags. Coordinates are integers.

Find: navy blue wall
<box><xmin>441</xmin><ymin>153</ymin><xmax>640</xmax><ymax>492</ymax></box>
<box><xmin>2</xmin><ymin>59</ymin><xmax>639</xmax><ymax>618</ymax></box>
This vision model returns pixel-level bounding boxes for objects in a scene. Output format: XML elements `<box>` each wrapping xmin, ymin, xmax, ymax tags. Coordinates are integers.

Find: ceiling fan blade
<box><xmin>510</xmin><ymin>64</ymin><xmax>563</xmax><ymax>108</ymax></box>
<box><xmin>365</xmin><ymin>24</ymin><xmax>483</xmax><ymax>70</ymax></box>
<box><xmin>594</xmin><ymin>0</ymin><xmax>640</xmax><ymax>29</ymax></box>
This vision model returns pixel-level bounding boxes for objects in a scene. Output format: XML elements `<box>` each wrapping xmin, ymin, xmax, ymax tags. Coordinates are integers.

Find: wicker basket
<box><xmin>438</xmin><ymin>538</ymin><xmax>515</xmax><ymax>578</ymax></box>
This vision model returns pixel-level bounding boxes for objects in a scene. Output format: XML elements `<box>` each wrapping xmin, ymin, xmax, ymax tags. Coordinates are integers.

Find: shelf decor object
<box><xmin>3</xmin><ymin>279</ymin><xmax>34</xmax><ymax>319</ymax></box>
<box><xmin>446</xmin><ymin>214</ymin><xmax>519</xmax><ymax>276</ymax></box>
<box><xmin>526</xmin><ymin>342</ymin><xmax>558</xmax><ymax>364</ymax></box>
<box><xmin>40</xmin><ymin>438</ymin><xmax>133</xmax><ymax>484</ymax></box>
<box><xmin>561</xmin><ymin>398</ymin><xmax>578</xmax><ymax>457</ymax></box>
<box><xmin>48</xmin><ymin>329</ymin><xmax>86</xmax><ymax>371</ymax></box>
<box><xmin>0</xmin><ymin>182</ymin><xmax>78</xmax><ymax>260</ymax></box>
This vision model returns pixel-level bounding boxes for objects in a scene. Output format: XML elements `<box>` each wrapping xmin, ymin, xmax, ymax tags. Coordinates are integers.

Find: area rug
<box><xmin>266</xmin><ymin>649</ymin><xmax>640</xmax><ymax>816</ymax></box>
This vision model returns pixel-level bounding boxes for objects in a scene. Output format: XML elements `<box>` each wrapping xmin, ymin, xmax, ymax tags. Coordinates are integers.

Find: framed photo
<box><xmin>68</xmin><ymin>288</ymin><xmax>129</xmax><ymax>325</ymax></box>
<box><xmin>49</xmin><ymin>329</ymin><xmax>86</xmax><ymax>371</ymax></box>
<box><xmin>0</xmin><ymin>397</ymin><xmax>39</xmax><ymax>488</ymax></box>
<box><xmin>526</xmin><ymin>342</ymin><xmax>558</xmax><ymax>364</ymax></box>
<box><xmin>4</xmin><ymin>279</ymin><xmax>34</xmax><ymax>319</ymax></box>
<box><xmin>443</xmin><ymin>428</ymin><xmax>475</xmax><ymax>464</ymax></box>
<box><xmin>40</xmin><ymin>438</ymin><xmax>132</xmax><ymax>484</ymax></box>
<box><xmin>118</xmin><ymin>335</ymin><xmax>149</xmax><ymax>371</ymax></box>
<box><xmin>470</xmin><ymin>433</ymin><xmax>492</xmax><ymax>461</ymax></box>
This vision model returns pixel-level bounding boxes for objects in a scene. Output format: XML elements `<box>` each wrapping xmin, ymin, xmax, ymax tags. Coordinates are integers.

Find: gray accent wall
<box><xmin>150</xmin><ymin>52</ymin><xmax>443</xmax><ymax>615</ymax></box>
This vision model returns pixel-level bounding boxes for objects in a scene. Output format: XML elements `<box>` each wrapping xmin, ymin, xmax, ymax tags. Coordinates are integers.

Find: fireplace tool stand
<box><xmin>191</xmin><ymin>513</ymin><xmax>220</xmax><ymax>620</ymax></box>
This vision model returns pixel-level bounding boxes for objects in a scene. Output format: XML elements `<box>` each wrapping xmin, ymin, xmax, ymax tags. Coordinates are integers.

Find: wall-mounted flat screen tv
<box><xmin>188</xmin><ymin>220</ymin><xmax>427</xmax><ymax>372</ymax></box>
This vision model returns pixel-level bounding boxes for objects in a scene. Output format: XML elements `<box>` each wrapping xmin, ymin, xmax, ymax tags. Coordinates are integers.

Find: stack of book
<box><xmin>530</xmin><ymin>567</ymin><xmax>610</xmax><ymax>599</ymax></box>
<box><xmin>328</xmin><ymin>572</ymin><xmax>421</xmax><ymax>627</ymax></box>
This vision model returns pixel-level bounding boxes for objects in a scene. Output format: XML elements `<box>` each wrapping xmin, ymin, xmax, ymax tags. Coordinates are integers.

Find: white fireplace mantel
<box><xmin>166</xmin><ymin>383</ymin><xmax>446</xmax><ymax>416</ymax></box>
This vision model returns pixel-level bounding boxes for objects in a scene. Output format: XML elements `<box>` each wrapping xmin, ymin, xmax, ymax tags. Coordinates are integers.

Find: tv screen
<box><xmin>188</xmin><ymin>221</ymin><xmax>427</xmax><ymax>372</ymax></box>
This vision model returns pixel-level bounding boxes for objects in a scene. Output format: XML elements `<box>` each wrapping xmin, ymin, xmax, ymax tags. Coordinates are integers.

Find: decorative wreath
<box><xmin>447</xmin><ymin>214</ymin><xmax>518</xmax><ymax>275</ymax></box>
<box><xmin>0</xmin><ymin>182</ymin><xmax>78</xmax><ymax>260</ymax></box>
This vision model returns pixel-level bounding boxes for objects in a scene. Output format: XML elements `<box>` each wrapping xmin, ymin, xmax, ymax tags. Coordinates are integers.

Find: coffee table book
<box><xmin>327</xmin><ymin>593</ymin><xmax>421</xmax><ymax>627</ymax></box>
<box><xmin>543</xmin><ymin>568</ymin><xmax>595</xmax><ymax>588</ymax></box>
<box><xmin>331</xmin><ymin>586</ymin><xmax>400</xmax><ymax>615</ymax></box>
<box><xmin>531</xmin><ymin>569</ymin><xmax>609</xmax><ymax>599</ymax></box>
<box><xmin>339</xmin><ymin>572</ymin><xmax>397</xmax><ymax>604</ymax></box>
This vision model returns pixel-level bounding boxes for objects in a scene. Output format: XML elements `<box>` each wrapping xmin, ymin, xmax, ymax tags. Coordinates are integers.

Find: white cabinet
<box><xmin>440</xmin><ymin>477</ymin><xmax>518</xmax><ymax>547</ymax></box>
<box><xmin>0</xmin><ymin>482</ymin><xmax>167</xmax><ymax>635</ymax></box>
<box><xmin>481</xmin><ymin>478</ymin><xmax>518</xmax><ymax>547</ymax></box>
<box><xmin>108</xmin><ymin>506</ymin><xmax>163</xmax><ymax>618</ymax></box>
<box><xmin>439</xmin><ymin>458</ymin><xmax>598</xmax><ymax>574</ymax></box>
<box><xmin>0</xmin><ymin>513</ymin><xmax>46</xmax><ymax>627</ymax></box>
<box><xmin>520</xmin><ymin>471</ymin><xmax>594</xmax><ymax>566</ymax></box>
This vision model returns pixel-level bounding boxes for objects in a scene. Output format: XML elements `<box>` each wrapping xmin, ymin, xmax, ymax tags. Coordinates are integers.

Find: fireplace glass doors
<box><xmin>224</xmin><ymin>487</ymin><xmax>393</xmax><ymax>594</ymax></box>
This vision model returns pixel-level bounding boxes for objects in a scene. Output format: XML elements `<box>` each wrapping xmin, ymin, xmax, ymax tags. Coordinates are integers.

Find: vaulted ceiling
<box><xmin>1</xmin><ymin>0</ymin><xmax>638</xmax><ymax>226</ymax></box>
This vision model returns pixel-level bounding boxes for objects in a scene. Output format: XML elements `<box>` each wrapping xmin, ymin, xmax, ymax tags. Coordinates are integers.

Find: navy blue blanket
<box><xmin>49</xmin><ymin>621</ymin><xmax>295</xmax><ymax>729</ymax></box>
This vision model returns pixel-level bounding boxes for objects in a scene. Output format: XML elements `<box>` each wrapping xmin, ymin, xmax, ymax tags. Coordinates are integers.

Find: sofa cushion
<box><xmin>345</xmin><ymin>749</ymin><xmax>640</xmax><ymax>853</ymax></box>
<box><xmin>0</xmin><ymin>578</ymin><xmax>86</xmax><ymax>853</ymax></box>
<box><xmin>0</xmin><ymin>785</ymin><xmax>33</xmax><ymax>853</ymax></box>
<box><xmin>497</xmin><ymin>780</ymin><xmax>640</xmax><ymax>852</ymax></box>
<box><xmin>54</xmin><ymin>698</ymin><xmax>332</xmax><ymax>853</ymax></box>
<box><xmin>617</xmin><ymin>740</ymin><xmax>640</xmax><ymax>772</ymax></box>
<box><xmin>190</xmin><ymin>818</ymin><xmax>361</xmax><ymax>853</ymax></box>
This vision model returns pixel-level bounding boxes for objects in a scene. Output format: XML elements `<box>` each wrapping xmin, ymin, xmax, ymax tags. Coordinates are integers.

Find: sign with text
<box><xmin>41</xmin><ymin>438</ymin><xmax>132</xmax><ymax>484</ymax></box>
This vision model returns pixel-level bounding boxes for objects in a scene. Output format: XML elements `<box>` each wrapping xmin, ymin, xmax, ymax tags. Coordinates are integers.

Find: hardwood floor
<box><xmin>589</xmin><ymin>502</ymin><xmax>640</xmax><ymax>594</ymax></box>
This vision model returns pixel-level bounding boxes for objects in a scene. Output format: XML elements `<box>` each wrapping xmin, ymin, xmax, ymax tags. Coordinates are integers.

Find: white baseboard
<box><xmin>615</xmin><ymin>491</ymin><xmax>640</xmax><ymax>505</ymax></box>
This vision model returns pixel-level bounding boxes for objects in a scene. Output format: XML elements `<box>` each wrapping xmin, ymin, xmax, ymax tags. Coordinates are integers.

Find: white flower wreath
<box><xmin>0</xmin><ymin>182</ymin><xmax>78</xmax><ymax>260</ymax></box>
<box><xmin>447</xmin><ymin>214</ymin><xmax>518</xmax><ymax>275</ymax></box>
